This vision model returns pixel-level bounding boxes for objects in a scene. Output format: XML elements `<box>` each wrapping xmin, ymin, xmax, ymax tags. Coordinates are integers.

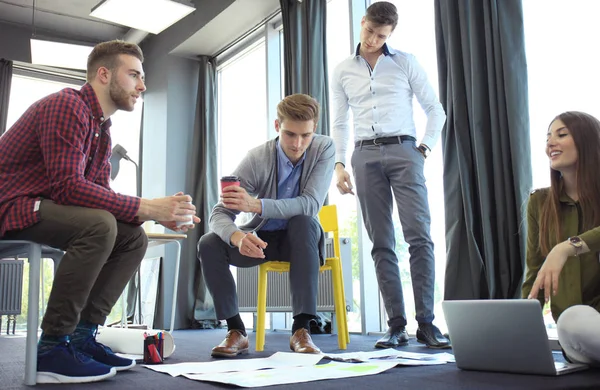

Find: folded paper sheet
<box><xmin>324</xmin><ymin>348</ymin><xmax>455</xmax><ymax>363</ymax></box>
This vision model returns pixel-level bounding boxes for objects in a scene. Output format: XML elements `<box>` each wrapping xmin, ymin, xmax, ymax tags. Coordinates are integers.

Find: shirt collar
<box><xmin>558</xmin><ymin>184</ymin><xmax>577</xmax><ymax>204</ymax></box>
<box><xmin>354</xmin><ymin>42</ymin><xmax>392</xmax><ymax>57</ymax></box>
<box><xmin>80</xmin><ymin>83</ymin><xmax>111</xmax><ymax>129</ymax></box>
<box><xmin>276</xmin><ymin>139</ymin><xmax>306</xmax><ymax>167</ymax></box>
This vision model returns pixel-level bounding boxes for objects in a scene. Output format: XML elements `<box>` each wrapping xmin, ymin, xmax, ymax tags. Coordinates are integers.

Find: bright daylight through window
<box><xmin>523</xmin><ymin>0</ymin><xmax>600</xmax><ymax>333</ymax></box>
<box><xmin>365</xmin><ymin>0</ymin><xmax>447</xmax><ymax>334</ymax></box>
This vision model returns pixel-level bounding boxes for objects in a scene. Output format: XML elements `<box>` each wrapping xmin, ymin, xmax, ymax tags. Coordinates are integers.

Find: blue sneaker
<box><xmin>76</xmin><ymin>332</ymin><xmax>136</xmax><ymax>371</ymax></box>
<box><xmin>37</xmin><ymin>342</ymin><xmax>116</xmax><ymax>384</ymax></box>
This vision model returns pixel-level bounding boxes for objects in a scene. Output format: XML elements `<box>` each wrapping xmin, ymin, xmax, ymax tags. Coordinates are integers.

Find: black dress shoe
<box><xmin>416</xmin><ymin>323</ymin><xmax>451</xmax><ymax>349</ymax></box>
<box><xmin>375</xmin><ymin>326</ymin><xmax>409</xmax><ymax>348</ymax></box>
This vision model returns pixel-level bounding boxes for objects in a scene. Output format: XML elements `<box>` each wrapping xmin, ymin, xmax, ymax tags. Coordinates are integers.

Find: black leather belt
<box><xmin>355</xmin><ymin>135</ymin><xmax>416</xmax><ymax>147</ymax></box>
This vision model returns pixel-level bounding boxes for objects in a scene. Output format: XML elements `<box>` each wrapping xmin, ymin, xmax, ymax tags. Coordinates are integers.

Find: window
<box><xmin>523</xmin><ymin>0</ymin><xmax>600</xmax><ymax>190</ymax></box>
<box><xmin>110</xmin><ymin>102</ymin><xmax>144</xmax><ymax>197</ymax></box>
<box><xmin>326</xmin><ymin>0</ymin><xmax>362</xmax><ymax>332</ymax></box>
<box><xmin>523</xmin><ymin>0</ymin><xmax>600</xmax><ymax>334</ymax></box>
<box><xmin>6</xmin><ymin>75</ymin><xmax>82</xmax><ymax>128</ymax></box>
<box><xmin>217</xmin><ymin>21</ymin><xmax>283</xmax><ymax>328</ymax></box>
<box><xmin>217</xmin><ymin>39</ymin><xmax>269</xmax><ymax>182</ymax></box>
<box><xmin>367</xmin><ymin>0</ymin><xmax>447</xmax><ymax>333</ymax></box>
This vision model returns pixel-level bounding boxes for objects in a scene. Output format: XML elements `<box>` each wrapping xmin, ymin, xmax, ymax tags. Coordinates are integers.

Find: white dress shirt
<box><xmin>331</xmin><ymin>44</ymin><xmax>446</xmax><ymax>165</ymax></box>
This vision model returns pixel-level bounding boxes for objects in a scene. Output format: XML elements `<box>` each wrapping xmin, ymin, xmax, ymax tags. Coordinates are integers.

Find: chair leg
<box><xmin>256</xmin><ymin>265</ymin><xmax>268</xmax><ymax>351</ymax></box>
<box><xmin>25</xmin><ymin>243</ymin><xmax>42</xmax><ymax>386</ymax></box>
<box><xmin>335</xmin><ymin>261</ymin><xmax>350</xmax><ymax>343</ymax></box>
<box><xmin>330</xmin><ymin>261</ymin><xmax>348</xmax><ymax>350</ymax></box>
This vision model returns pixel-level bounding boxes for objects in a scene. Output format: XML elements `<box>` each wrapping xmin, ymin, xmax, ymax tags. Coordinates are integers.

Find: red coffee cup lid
<box><xmin>221</xmin><ymin>176</ymin><xmax>239</xmax><ymax>182</ymax></box>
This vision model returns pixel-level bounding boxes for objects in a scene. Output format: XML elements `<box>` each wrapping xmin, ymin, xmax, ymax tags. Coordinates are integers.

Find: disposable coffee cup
<box><xmin>176</xmin><ymin>201</ymin><xmax>194</xmax><ymax>227</ymax></box>
<box><xmin>221</xmin><ymin>176</ymin><xmax>240</xmax><ymax>192</ymax></box>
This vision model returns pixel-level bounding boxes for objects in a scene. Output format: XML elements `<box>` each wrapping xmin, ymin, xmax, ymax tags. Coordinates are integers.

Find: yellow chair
<box><xmin>255</xmin><ymin>205</ymin><xmax>350</xmax><ymax>351</ymax></box>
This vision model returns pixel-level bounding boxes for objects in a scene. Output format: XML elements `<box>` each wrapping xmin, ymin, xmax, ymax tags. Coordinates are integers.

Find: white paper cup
<box><xmin>176</xmin><ymin>201</ymin><xmax>194</xmax><ymax>227</ymax></box>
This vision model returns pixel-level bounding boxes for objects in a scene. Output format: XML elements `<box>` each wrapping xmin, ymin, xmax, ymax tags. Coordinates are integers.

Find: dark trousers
<box><xmin>197</xmin><ymin>215</ymin><xmax>321</xmax><ymax>320</ymax></box>
<box><xmin>4</xmin><ymin>200</ymin><xmax>148</xmax><ymax>335</ymax></box>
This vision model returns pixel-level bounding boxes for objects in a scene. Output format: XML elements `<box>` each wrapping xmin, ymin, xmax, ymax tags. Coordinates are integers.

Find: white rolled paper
<box><xmin>96</xmin><ymin>327</ymin><xmax>176</xmax><ymax>358</ymax></box>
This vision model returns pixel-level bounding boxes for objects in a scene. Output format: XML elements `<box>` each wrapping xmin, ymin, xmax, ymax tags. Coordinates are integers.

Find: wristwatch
<box><xmin>417</xmin><ymin>144</ymin><xmax>430</xmax><ymax>158</ymax></box>
<box><xmin>568</xmin><ymin>236</ymin><xmax>583</xmax><ymax>256</ymax></box>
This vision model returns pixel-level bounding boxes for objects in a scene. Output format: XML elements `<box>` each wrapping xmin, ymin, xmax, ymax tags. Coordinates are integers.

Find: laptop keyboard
<box><xmin>554</xmin><ymin>362</ymin><xmax>568</xmax><ymax>370</ymax></box>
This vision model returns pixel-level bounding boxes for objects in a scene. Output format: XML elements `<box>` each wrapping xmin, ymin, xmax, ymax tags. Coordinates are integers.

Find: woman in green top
<box><xmin>522</xmin><ymin>111</ymin><xmax>600</xmax><ymax>365</ymax></box>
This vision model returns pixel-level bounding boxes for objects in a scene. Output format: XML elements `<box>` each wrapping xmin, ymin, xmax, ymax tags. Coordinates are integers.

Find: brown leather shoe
<box><xmin>211</xmin><ymin>330</ymin><xmax>249</xmax><ymax>358</ymax></box>
<box><xmin>289</xmin><ymin>328</ymin><xmax>321</xmax><ymax>354</ymax></box>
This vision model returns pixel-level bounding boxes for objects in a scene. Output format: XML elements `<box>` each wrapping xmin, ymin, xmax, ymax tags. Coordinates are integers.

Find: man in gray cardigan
<box><xmin>198</xmin><ymin>94</ymin><xmax>335</xmax><ymax>357</ymax></box>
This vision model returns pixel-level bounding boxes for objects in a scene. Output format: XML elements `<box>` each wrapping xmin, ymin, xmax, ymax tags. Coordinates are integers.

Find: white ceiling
<box><xmin>171</xmin><ymin>0</ymin><xmax>280</xmax><ymax>58</ymax></box>
<box><xmin>0</xmin><ymin>0</ymin><xmax>281</xmax><ymax>57</ymax></box>
<box><xmin>0</xmin><ymin>0</ymin><xmax>128</xmax><ymax>43</ymax></box>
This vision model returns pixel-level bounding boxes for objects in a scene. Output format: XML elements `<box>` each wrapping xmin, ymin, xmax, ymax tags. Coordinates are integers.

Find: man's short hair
<box><xmin>365</xmin><ymin>1</ymin><xmax>399</xmax><ymax>30</ymax></box>
<box><xmin>277</xmin><ymin>94</ymin><xmax>321</xmax><ymax>124</ymax></box>
<box><xmin>87</xmin><ymin>40</ymin><xmax>144</xmax><ymax>82</ymax></box>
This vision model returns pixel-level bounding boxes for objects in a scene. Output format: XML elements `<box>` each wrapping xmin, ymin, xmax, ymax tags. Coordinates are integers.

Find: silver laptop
<box><xmin>442</xmin><ymin>299</ymin><xmax>588</xmax><ymax>376</ymax></box>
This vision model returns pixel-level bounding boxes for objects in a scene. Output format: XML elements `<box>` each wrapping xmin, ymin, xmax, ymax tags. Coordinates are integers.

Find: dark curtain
<box><xmin>435</xmin><ymin>0</ymin><xmax>532</xmax><ymax>300</ymax></box>
<box><xmin>0</xmin><ymin>59</ymin><xmax>13</xmax><ymax>136</ymax></box>
<box><xmin>188</xmin><ymin>56</ymin><xmax>220</xmax><ymax>326</ymax></box>
<box><xmin>280</xmin><ymin>0</ymin><xmax>330</xmax><ymax>135</ymax></box>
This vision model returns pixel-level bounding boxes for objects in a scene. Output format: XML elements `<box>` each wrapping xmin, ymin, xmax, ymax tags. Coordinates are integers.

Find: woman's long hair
<box><xmin>539</xmin><ymin>111</ymin><xmax>600</xmax><ymax>255</ymax></box>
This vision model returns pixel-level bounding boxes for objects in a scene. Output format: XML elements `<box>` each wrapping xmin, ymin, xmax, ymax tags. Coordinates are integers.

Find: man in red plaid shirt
<box><xmin>0</xmin><ymin>40</ymin><xmax>200</xmax><ymax>384</ymax></box>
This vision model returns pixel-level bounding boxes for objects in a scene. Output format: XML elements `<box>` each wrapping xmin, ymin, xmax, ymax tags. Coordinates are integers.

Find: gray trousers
<box><xmin>197</xmin><ymin>215</ymin><xmax>320</xmax><ymax>320</ymax></box>
<box><xmin>558</xmin><ymin>305</ymin><xmax>600</xmax><ymax>365</ymax></box>
<box><xmin>352</xmin><ymin>141</ymin><xmax>435</xmax><ymax>327</ymax></box>
<box><xmin>4</xmin><ymin>200</ymin><xmax>148</xmax><ymax>335</ymax></box>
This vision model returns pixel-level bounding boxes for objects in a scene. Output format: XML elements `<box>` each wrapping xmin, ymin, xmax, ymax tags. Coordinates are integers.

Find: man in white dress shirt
<box><xmin>331</xmin><ymin>1</ymin><xmax>449</xmax><ymax>349</ymax></box>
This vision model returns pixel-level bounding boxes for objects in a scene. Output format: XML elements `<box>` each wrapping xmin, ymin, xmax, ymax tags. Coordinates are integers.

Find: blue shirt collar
<box><xmin>276</xmin><ymin>139</ymin><xmax>307</xmax><ymax>167</ymax></box>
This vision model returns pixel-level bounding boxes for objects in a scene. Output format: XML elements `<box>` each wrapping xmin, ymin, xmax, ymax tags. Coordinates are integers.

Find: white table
<box><xmin>120</xmin><ymin>233</ymin><xmax>187</xmax><ymax>332</ymax></box>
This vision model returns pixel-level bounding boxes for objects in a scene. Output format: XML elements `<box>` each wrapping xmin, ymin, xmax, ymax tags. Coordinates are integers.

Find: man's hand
<box><xmin>137</xmin><ymin>193</ymin><xmax>197</xmax><ymax>223</ymax></box>
<box><xmin>221</xmin><ymin>186</ymin><xmax>262</xmax><ymax>213</ymax></box>
<box><xmin>335</xmin><ymin>163</ymin><xmax>354</xmax><ymax>195</ymax></box>
<box><xmin>231</xmin><ymin>231</ymin><xmax>267</xmax><ymax>259</ymax></box>
<box><xmin>157</xmin><ymin>215</ymin><xmax>201</xmax><ymax>233</ymax></box>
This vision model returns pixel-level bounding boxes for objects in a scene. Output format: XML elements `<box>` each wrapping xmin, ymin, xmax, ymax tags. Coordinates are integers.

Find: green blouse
<box><xmin>522</xmin><ymin>188</ymin><xmax>600</xmax><ymax>322</ymax></box>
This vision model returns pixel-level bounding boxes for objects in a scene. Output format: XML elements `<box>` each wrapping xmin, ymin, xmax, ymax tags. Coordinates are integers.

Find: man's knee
<box><xmin>85</xmin><ymin>209</ymin><xmax>118</xmax><ymax>243</ymax></box>
<box><xmin>287</xmin><ymin>215</ymin><xmax>320</xmax><ymax>234</ymax></box>
<box><xmin>197</xmin><ymin>232</ymin><xmax>225</xmax><ymax>263</ymax></box>
<box><xmin>130</xmin><ymin>225</ymin><xmax>149</xmax><ymax>253</ymax></box>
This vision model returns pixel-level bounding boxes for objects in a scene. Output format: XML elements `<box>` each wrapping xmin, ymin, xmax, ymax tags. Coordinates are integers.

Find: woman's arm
<box><xmin>522</xmin><ymin>192</ymin><xmax>546</xmax><ymax>308</ymax></box>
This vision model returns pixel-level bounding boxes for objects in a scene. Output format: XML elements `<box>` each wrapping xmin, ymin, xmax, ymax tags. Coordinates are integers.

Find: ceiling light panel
<box><xmin>90</xmin><ymin>0</ymin><xmax>195</xmax><ymax>34</ymax></box>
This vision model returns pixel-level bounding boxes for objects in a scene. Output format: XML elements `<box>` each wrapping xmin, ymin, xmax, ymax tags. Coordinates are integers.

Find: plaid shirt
<box><xmin>0</xmin><ymin>83</ymin><xmax>141</xmax><ymax>236</ymax></box>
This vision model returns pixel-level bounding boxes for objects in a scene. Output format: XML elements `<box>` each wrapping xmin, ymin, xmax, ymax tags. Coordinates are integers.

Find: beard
<box><xmin>109</xmin><ymin>79</ymin><xmax>135</xmax><ymax>112</ymax></box>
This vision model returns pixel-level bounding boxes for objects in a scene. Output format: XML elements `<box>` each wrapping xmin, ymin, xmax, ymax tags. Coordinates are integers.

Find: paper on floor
<box><xmin>143</xmin><ymin>351</ymin><xmax>323</xmax><ymax>376</ymax></box>
<box><xmin>184</xmin><ymin>360</ymin><xmax>398</xmax><ymax>387</ymax></box>
<box><xmin>324</xmin><ymin>348</ymin><xmax>455</xmax><ymax>363</ymax></box>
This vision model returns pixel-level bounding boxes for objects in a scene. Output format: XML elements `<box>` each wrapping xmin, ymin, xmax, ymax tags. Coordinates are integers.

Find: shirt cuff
<box><xmin>579</xmin><ymin>229</ymin><xmax>600</xmax><ymax>253</ymax></box>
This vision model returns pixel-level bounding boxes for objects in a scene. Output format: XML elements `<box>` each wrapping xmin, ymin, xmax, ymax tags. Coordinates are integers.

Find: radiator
<box><xmin>236</xmin><ymin>237</ymin><xmax>353</xmax><ymax>313</ymax></box>
<box><xmin>0</xmin><ymin>258</ymin><xmax>24</xmax><ymax>315</ymax></box>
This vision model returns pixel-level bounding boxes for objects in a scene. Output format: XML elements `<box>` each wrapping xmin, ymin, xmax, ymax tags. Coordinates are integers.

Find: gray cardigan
<box><xmin>209</xmin><ymin>134</ymin><xmax>335</xmax><ymax>263</ymax></box>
